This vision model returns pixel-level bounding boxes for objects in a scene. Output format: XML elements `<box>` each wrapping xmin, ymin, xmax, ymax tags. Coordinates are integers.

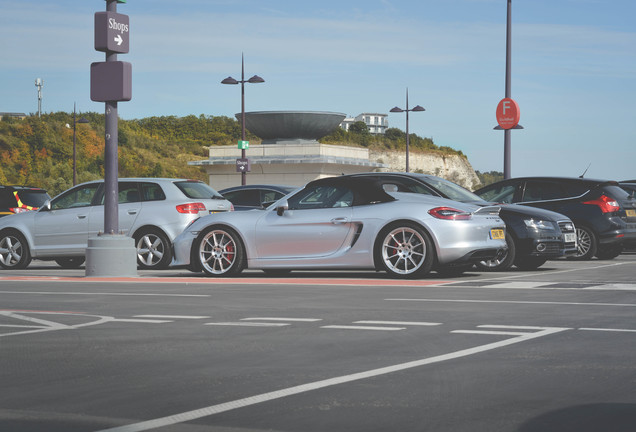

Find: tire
<box><xmin>595</xmin><ymin>245</ymin><xmax>623</xmax><ymax>260</ymax></box>
<box><xmin>514</xmin><ymin>256</ymin><xmax>547</xmax><ymax>270</ymax></box>
<box><xmin>476</xmin><ymin>232</ymin><xmax>516</xmax><ymax>271</ymax></box>
<box><xmin>568</xmin><ymin>225</ymin><xmax>597</xmax><ymax>260</ymax></box>
<box><xmin>374</xmin><ymin>222</ymin><xmax>434</xmax><ymax>279</ymax></box>
<box><xmin>55</xmin><ymin>257</ymin><xmax>85</xmax><ymax>269</ymax></box>
<box><xmin>134</xmin><ymin>228</ymin><xmax>173</xmax><ymax>270</ymax></box>
<box><xmin>0</xmin><ymin>230</ymin><xmax>32</xmax><ymax>270</ymax></box>
<box><xmin>195</xmin><ymin>226</ymin><xmax>245</xmax><ymax>277</ymax></box>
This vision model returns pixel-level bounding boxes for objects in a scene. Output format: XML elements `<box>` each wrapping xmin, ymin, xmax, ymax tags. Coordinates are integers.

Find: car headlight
<box><xmin>523</xmin><ymin>219</ymin><xmax>555</xmax><ymax>231</ymax></box>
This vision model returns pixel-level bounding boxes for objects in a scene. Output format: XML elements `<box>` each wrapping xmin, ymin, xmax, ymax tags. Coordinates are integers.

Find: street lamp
<box><xmin>72</xmin><ymin>103</ymin><xmax>89</xmax><ymax>186</ymax></box>
<box><xmin>390</xmin><ymin>89</ymin><xmax>425</xmax><ymax>173</ymax></box>
<box><xmin>221</xmin><ymin>54</ymin><xmax>264</xmax><ymax>185</ymax></box>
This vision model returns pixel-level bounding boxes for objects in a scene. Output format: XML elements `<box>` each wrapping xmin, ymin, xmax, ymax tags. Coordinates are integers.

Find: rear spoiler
<box><xmin>473</xmin><ymin>206</ymin><xmax>501</xmax><ymax>216</ymax></box>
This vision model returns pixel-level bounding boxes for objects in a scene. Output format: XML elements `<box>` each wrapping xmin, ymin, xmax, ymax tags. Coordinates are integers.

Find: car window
<box><xmin>520</xmin><ymin>181</ymin><xmax>564</xmax><ymax>202</ymax></box>
<box><xmin>262</xmin><ymin>190</ymin><xmax>286</xmax><ymax>203</ymax></box>
<box><xmin>141</xmin><ymin>182</ymin><xmax>166</xmax><ymax>201</ymax></box>
<box><xmin>224</xmin><ymin>189</ymin><xmax>260</xmax><ymax>206</ymax></box>
<box><xmin>51</xmin><ymin>184</ymin><xmax>100</xmax><ymax>210</ymax></box>
<box><xmin>287</xmin><ymin>185</ymin><xmax>353</xmax><ymax>210</ymax></box>
<box><xmin>175</xmin><ymin>181</ymin><xmax>223</xmax><ymax>199</ymax></box>
<box><xmin>118</xmin><ymin>182</ymin><xmax>141</xmax><ymax>203</ymax></box>
<box><xmin>478</xmin><ymin>183</ymin><xmax>516</xmax><ymax>203</ymax></box>
<box><xmin>15</xmin><ymin>190</ymin><xmax>50</xmax><ymax>207</ymax></box>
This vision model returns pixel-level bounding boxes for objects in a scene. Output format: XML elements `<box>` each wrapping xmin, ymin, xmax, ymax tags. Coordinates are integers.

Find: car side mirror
<box><xmin>276</xmin><ymin>200</ymin><xmax>289</xmax><ymax>216</ymax></box>
<box><xmin>39</xmin><ymin>200</ymin><xmax>52</xmax><ymax>212</ymax></box>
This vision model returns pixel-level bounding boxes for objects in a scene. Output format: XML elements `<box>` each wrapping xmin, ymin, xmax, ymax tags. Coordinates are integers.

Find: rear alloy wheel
<box><xmin>375</xmin><ymin>222</ymin><xmax>434</xmax><ymax>279</ymax></box>
<box><xmin>476</xmin><ymin>232</ymin><xmax>516</xmax><ymax>272</ymax></box>
<box><xmin>196</xmin><ymin>226</ymin><xmax>245</xmax><ymax>277</ymax></box>
<box><xmin>135</xmin><ymin>229</ymin><xmax>172</xmax><ymax>270</ymax></box>
<box><xmin>0</xmin><ymin>230</ymin><xmax>32</xmax><ymax>270</ymax></box>
<box><xmin>55</xmin><ymin>257</ymin><xmax>85</xmax><ymax>269</ymax></box>
<box><xmin>568</xmin><ymin>225</ymin><xmax>597</xmax><ymax>260</ymax></box>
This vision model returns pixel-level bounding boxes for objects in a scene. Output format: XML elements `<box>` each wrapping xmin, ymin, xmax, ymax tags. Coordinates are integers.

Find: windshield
<box><xmin>425</xmin><ymin>176</ymin><xmax>487</xmax><ymax>203</ymax></box>
<box><xmin>16</xmin><ymin>190</ymin><xmax>50</xmax><ymax>207</ymax></box>
<box><xmin>175</xmin><ymin>181</ymin><xmax>224</xmax><ymax>199</ymax></box>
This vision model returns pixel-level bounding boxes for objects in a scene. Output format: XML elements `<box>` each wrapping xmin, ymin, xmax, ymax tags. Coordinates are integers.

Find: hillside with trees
<box><xmin>1</xmin><ymin>113</ymin><xmax>481</xmax><ymax>197</ymax></box>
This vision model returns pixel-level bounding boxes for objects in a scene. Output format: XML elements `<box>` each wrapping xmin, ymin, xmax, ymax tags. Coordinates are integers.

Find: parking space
<box><xmin>1</xmin><ymin>253</ymin><xmax>635</xmax><ymax>431</ymax></box>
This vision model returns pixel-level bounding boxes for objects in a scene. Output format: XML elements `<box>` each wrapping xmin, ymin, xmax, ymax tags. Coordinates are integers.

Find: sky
<box><xmin>1</xmin><ymin>0</ymin><xmax>635</xmax><ymax>181</ymax></box>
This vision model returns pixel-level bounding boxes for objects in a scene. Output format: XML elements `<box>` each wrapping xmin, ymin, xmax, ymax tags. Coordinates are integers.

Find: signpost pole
<box><xmin>85</xmin><ymin>0</ymin><xmax>136</xmax><ymax>277</ymax></box>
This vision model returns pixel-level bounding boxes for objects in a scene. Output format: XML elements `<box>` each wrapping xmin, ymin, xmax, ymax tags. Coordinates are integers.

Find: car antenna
<box><xmin>579</xmin><ymin>163</ymin><xmax>591</xmax><ymax>178</ymax></box>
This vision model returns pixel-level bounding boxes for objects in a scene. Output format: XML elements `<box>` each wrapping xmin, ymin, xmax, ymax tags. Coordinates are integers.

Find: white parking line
<box><xmin>321</xmin><ymin>325</ymin><xmax>406</xmax><ymax>331</ymax></box>
<box><xmin>386</xmin><ymin>298</ymin><xmax>636</xmax><ymax>307</ymax></box>
<box><xmin>579</xmin><ymin>327</ymin><xmax>636</xmax><ymax>333</ymax></box>
<box><xmin>134</xmin><ymin>315</ymin><xmax>210</xmax><ymax>319</ymax></box>
<box><xmin>97</xmin><ymin>326</ymin><xmax>569</xmax><ymax>432</ymax></box>
<box><xmin>205</xmin><ymin>322</ymin><xmax>290</xmax><ymax>327</ymax></box>
<box><xmin>241</xmin><ymin>317</ymin><xmax>323</xmax><ymax>322</ymax></box>
<box><xmin>354</xmin><ymin>320</ymin><xmax>441</xmax><ymax>326</ymax></box>
<box><xmin>111</xmin><ymin>319</ymin><xmax>173</xmax><ymax>324</ymax></box>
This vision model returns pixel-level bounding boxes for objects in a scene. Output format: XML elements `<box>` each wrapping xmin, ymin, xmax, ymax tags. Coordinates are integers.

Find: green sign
<box><xmin>238</xmin><ymin>140</ymin><xmax>249</xmax><ymax>150</ymax></box>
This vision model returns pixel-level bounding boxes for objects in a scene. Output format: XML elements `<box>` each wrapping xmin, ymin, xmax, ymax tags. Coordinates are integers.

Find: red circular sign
<box><xmin>496</xmin><ymin>98</ymin><xmax>520</xmax><ymax>129</ymax></box>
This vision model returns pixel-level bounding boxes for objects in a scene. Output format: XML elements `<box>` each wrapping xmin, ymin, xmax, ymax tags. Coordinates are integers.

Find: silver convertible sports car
<box><xmin>173</xmin><ymin>175</ymin><xmax>508</xmax><ymax>279</ymax></box>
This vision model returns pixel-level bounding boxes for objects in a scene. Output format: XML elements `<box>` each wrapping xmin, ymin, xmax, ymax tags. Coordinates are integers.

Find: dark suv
<box><xmin>474</xmin><ymin>177</ymin><xmax>636</xmax><ymax>260</ymax></box>
<box><xmin>0</xmin><ymin>186</ymin><xmax>50</xmax><ymax>217</ymax></box>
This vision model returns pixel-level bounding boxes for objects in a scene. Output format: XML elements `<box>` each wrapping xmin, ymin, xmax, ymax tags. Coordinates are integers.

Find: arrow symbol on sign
<box><xmin>114</xmin><ymin>34</ymin><xmax>123</xmax><ymax>46</ymax></box>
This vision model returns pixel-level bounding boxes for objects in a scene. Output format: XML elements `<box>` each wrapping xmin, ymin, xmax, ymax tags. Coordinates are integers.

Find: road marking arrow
<box><xmin>114</xmin><ymin>34</ymin><xmax>123</xmax><ymax>46</ymax></box>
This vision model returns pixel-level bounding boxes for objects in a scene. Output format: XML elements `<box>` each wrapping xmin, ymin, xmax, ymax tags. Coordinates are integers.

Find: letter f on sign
<box><xmin>503</xmin><ymin>100</ymin><xmax>511</xmax><ymax>114</ymax></box>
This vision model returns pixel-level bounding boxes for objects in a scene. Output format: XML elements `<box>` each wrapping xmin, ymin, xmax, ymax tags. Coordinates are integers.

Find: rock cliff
<box><xmin>369</xmin><ymin>150</ymin><xmax>481</xmax><ymax>190</ymax></box>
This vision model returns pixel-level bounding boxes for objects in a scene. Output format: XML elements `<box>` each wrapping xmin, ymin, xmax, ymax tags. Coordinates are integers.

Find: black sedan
<box><xmin>350</xmin><ymin>173</ymin><xmax>578</xmax><ymax>271</ymax></box>
<box><xmin>219</xmin><ymin>184</ymin><xmax>297</xmax><ymax>211</ymax></box>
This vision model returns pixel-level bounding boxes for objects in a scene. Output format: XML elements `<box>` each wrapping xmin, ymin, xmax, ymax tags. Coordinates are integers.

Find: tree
<box><xmin>348</xmin><ymin>121</ymin><xmax>369</xmax><ymax>134</ymax></box>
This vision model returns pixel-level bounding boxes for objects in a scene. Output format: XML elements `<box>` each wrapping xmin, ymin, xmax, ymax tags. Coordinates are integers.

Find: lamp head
<box><xmin>412</xmin><ymin>105</ymin><xmax>426</xmax><ymax>112</ymax></box>
<box><xmin>248</xmin><ymin>75</ymin><xmax>265</xmax><ymax>83</ymax></box>
<box><xmin>390</xmin><ymin>107</ymin><xmax>404</xmax><ymax>113</ymax></box>
<box><xmin>221</xmin><ymin>77</ymin><xmax>239</xmax><ymax>85</ymax></box>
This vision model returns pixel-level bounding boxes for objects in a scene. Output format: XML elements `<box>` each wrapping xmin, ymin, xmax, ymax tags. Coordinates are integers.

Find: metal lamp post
<box><xmin>221</xmin><ymin>54</ymin><xmax>264</xmax><ymax>185</ymax></box>
<box><xmin>72</xmin><ymin>103</ymin><xmax>89</xmax><ymax>186</ymax></box>
<box><xmin>390</xmin><ymin>89</ymin><xmax>425</xmax><ymax>173</ymax></box>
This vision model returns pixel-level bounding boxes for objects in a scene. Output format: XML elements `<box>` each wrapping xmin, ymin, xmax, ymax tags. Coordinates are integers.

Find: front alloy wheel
<box><xmin>476</xmin><ymin>232</ymin><xmax>516</xmax><ymax>271</ymax></box>
<box><xmin>196</xmin><ymin>226</ymin><xmax>245</xmax><ymax>276</ymax></box>
<box><xmin>376</xmin><ymin>223</ymin><xmax>434</xmax><ymax>279</ymax></box>
<box><xmin>0</xmin><ymin>230</ymin><xmax>32</xmax><ymax>270</ymax></box>
<box><xmin>569</xmin><ymin>225</ymin><xmax>597</xmax><ymax>260</ymax></box>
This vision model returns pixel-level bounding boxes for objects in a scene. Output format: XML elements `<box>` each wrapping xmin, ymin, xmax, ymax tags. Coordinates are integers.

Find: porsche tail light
<box><xmin>583</xmin><ymin>195</ymin><xmax>620</xmax><ymax>213</ymax></box>
<box><xmin>429</xmin><ymin>207</ymin><xmax>472</xmax><ymax>220</ymax></box>
<box><xmin>176</xmin><ymin>202</ymin><xmax>206</xmax><ymax>214</ymax></box>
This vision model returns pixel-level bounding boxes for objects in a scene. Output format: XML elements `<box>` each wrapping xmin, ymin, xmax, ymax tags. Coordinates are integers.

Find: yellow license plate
<box><xmin>627</xmin><ymin>209</ymin><xmax>636</xmax><ymax>217</ymax></box>
<box><xmin>490</xmin><ymin>229</ymin><xmax>505</xmax><ymax>240</ymax></box>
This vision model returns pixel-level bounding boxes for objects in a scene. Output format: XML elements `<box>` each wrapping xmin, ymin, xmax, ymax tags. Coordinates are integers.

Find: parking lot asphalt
<box><xmin>2</xmin><ymin>253</ymin><xmax>635</xmax><ymax>432</ymax></box>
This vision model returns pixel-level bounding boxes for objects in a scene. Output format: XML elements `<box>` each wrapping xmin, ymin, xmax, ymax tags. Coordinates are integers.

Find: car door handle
<box><xmin>331</xmin><ymin>217</ymin><xmax>349</xmax><ymax>224</ymax></box>
<box><xmin>127</xmin><ymin>209</ymin><xmax>138</xmax><ymax>215</ymax></box>
<box><xmin>77</xmin><ymin>214</ymin><xmax>87</xmax><ymax>219</ymax></box>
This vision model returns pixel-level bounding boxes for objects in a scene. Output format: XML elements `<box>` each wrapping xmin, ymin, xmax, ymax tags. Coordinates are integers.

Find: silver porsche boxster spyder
<box><xmin>172</xmin><ymin>175</ymin><xmax>507</xmax><ymax>278</ymax></box>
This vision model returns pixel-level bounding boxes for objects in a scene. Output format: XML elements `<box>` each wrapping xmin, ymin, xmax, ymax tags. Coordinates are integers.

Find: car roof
<box><xmin>487</xmin><ymin>176</ymin><xmax>617</xmax><ymax>185</ymax></box>
<box><xmin>219</xmin><ymin>184</ymin><xmax>295</xmax><ymax>192</ymax></box>
<box><xmin>0</xmin><ymin>185</ymin><xmax>47</xmax><ymax>191</ymax></box>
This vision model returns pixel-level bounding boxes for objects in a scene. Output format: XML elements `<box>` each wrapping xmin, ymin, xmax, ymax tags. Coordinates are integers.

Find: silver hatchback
<box><xmin>0</xmin><ymin>178</ymin><xmax>233</xmax><ymax>270</ymax></box>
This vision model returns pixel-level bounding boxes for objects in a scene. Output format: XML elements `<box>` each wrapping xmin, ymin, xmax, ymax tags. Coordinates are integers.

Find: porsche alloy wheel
<box><xmin>196</xmin><ymin>226</ymin><xmax>245</xmax><ymax>276</ymax></box>
<box><xmin>377</xmin><ymin>223</ymin><xmax>434</xmax><ymax>279</ymax></box>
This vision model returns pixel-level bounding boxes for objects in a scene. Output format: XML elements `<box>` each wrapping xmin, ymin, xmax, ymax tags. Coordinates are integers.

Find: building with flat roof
<box><xmin>340</xmin><ymin>113</ymin><xmax>389</xmax><ymax>135</ymax></box>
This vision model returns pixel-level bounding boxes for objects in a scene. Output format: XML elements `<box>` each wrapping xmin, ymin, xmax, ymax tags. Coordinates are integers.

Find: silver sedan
<box><xmin>173</xmin><ymin>175</ymin><xmax>507</xmax><ymax>279</ymax></box>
